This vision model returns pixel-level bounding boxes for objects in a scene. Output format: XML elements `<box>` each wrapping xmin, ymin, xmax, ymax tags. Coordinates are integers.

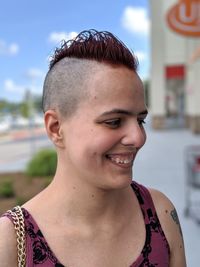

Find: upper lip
<box><xmin>106</xmin><ymin>151</ymin><xmax>136</xmax><ymax>159</ymax></box>
<box><xmin>106</xmin><ymin>148</ymin><xmax>137</xmax><ymax>156</ymax></box>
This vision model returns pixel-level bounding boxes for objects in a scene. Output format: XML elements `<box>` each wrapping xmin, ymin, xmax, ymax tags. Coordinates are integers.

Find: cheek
<box><xmin>93</xmin><ymin>133</ymin><xmax>120</xmax><ymax>152</ymax></box>
<box><xmin>85</xmin><ymin>134</ymin><xmax>119</xmax><ymax>163</ymax></box>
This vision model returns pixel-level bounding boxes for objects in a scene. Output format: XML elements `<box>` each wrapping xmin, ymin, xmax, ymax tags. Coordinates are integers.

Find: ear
<box><xmin>44</xmin><ymin>110</ymin><xmax>65</xmax><ymax>148</ymax></box>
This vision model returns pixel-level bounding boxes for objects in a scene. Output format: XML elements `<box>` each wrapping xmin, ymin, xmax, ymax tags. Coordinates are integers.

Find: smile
<box><xmin>106</xmin><ymin>153</ymin><xmax>135</xmax><ymax>167</ymax></box>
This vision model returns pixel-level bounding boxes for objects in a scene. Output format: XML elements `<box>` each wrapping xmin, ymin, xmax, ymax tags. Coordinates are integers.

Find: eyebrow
<box><xmin>100</xmin><ymin>108</ymin><xmax>148</xmax><ymax>117</ymax></box>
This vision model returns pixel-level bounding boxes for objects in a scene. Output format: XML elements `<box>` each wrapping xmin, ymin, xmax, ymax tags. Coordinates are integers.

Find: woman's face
<box><xmin>60</xmin><ymin>65</ymin><xmax>147</xmax><ymax>190</ymax></box>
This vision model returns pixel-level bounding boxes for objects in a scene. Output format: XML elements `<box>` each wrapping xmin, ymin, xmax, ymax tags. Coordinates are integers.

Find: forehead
<box><xmin>84</xmin><ymin>65</ymin><xmax>145</xmax><ymax>111</ymax></box>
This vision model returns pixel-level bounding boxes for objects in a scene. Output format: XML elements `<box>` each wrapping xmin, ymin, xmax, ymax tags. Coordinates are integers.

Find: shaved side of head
<box><xmin>43</xmin><ymin>58</ymin><xmax>100</xmax><ymax>118</ymax></box>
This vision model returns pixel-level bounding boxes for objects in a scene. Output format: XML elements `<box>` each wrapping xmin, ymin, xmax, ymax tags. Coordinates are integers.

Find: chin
<box><xmin>103</xmin><ymin>174</ymin><xmax>133</xmax><ymax>191</ymax></box>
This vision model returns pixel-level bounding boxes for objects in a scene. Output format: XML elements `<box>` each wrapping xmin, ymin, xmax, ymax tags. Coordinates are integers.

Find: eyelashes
<box><xmin>137</xmin><ymin>119</ymin><xmax>146</xmax><ymax>126</ymax></box>
<box><xmin>103</xmin><ymin>118</ymin><xmax>146</xmax><ymax>129</ymax></box>
<box><xmin>104</xmin><ymin>118</ymin><xmax>121</xmax><ymax>128</ymax></box>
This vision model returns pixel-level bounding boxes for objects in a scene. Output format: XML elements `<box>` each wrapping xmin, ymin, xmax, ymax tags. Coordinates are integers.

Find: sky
<box><xmin>0</xmin><ymin>0</ymin><xmax>150</xmax><ymax>102</ymax></box>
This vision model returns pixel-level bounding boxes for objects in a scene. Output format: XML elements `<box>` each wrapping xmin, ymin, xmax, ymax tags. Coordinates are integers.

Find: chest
<box><xmin>44</xmin><ymin>218</ymin><xmax>146</xmax><ymax>267</ymax></box>
<box><xmin>26</xmin><ymin>210</ymin><xmax>169</xmax><ymax>267</ymax></box>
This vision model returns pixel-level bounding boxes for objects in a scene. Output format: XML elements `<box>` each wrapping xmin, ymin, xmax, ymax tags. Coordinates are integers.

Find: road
<box><xmin>0</xmin><ymin>128</ymin><xmax>52</xmax><ymax>172</ymax></box>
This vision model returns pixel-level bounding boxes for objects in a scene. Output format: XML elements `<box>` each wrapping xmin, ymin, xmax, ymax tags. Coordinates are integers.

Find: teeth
<box><xmin>110</xmin><ymin>157</ymin><xmax>132</xmax><ymax>164</ymax></box>
<box><xmin>106</xmin><ymin>153</ymin><xmax>134</xmax><ymax>165</ymax></box>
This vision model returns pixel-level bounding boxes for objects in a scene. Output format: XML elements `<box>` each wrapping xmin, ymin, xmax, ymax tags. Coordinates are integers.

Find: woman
<box><xmin>0</xmin><ymin>29</ymin><xmax>186</xmax><ymax>266</ymax></box>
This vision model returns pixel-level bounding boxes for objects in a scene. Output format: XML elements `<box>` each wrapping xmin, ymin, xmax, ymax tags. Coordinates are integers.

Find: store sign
<box><xmin>166</xmin><ymin>0</ymin><xmax>200</xmax><ymax>37</ymax></box>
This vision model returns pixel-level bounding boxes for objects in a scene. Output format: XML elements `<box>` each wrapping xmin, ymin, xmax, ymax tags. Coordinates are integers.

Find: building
<box><xmin>149</xmin><ymin>0</ymin><xmax>200</xmax><ymax>133</ymax></box>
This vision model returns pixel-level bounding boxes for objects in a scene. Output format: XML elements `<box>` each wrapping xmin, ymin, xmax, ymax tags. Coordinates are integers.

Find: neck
<box><xmin>43</xmin><ymin>170</ymin><xmax>132</xmax><ymax>226</ymax></box>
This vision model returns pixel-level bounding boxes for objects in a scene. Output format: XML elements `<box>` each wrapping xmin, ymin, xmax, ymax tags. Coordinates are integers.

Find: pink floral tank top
<box><xmin>2</xmin><ymin>181</ymin><xmax>170</xmax><ymax>266</ymax></box>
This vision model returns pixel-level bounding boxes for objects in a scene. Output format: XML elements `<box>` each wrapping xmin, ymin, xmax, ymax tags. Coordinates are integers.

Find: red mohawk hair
<box><xmin>49</xmin><ymin>29</ymin><xmax>138</xmax><ymax>71</ymax></box>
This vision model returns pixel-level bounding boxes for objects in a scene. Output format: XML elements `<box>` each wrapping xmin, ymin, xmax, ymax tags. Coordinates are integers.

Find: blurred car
<box><xmin>0</xmin><ymin>115</ymin><xmax>13</xmax><ymax>133</ymax></box>
<box><xmin>12</xmin><ymin>116</ymin><xmax>29</xmax><ymax>128</ymax></box>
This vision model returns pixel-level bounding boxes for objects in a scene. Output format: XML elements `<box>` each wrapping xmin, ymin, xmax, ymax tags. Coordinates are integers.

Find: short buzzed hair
<box><xmin>42</xmin><ymin>29</ymin><xmax>138</xmax><ymax>117</ymax></box>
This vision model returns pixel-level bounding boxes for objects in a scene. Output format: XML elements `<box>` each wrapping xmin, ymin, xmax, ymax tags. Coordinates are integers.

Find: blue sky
<box><xmin>0</xmin><ymin>0</ymin><xmax>150</xmax><ymax>102</ymax></box>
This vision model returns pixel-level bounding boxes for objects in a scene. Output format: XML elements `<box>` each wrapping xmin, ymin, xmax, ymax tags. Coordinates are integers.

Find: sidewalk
<box><xmin>134</xmin><ymin>121</ymin><xmax>200</xmax><ymax>267</ymax></box>
<box><xmin>0</xmin><ymin>126</ymin><xmax>46</xmax><ymax>144</ymax></box>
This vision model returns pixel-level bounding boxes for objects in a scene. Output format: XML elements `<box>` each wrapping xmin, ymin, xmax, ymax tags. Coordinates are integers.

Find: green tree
<box><xmin>34</xmin><ymin>96</ymin><xmax>43</xmax><ymax>113</ymax></box>
<box><xmin>19</xmin><ymin>102</ymin><xmax>30</xmax><ymax>118</ymax></box>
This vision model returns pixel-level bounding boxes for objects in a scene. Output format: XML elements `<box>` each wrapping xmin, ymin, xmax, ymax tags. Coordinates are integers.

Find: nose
<box><xmin>121</xmin><ymin>120</ymin><xmax>146</xmax><ymax>148</ymax></box>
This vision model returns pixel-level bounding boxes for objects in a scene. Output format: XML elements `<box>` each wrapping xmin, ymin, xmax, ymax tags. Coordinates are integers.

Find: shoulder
<box><xmin>148</xmin><ymin>188</ymin><xmax>187</xmax><ymax>267</ymax></box>
<box><xmin>0</xmin><ymin>216</ymin><xmax>18</xmax><ymax>266</ymax></box>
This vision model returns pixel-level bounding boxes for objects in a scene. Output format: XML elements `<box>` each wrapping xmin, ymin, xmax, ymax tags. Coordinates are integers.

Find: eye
<box><xmin>104</xmin><ymin>118</ymin><xmax>121</xmax><ymax>128</ymax></box>
<box><xmin>138</xmin><ymin>118</ymin><xmax>146</xmax><ymax>126</ymax></box>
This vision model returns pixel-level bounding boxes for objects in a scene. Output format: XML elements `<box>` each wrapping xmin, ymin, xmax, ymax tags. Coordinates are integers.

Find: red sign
<box><xmin>166</xmin><ymin>0</ymin><xmax>200</xmax><ymax>37</ymax></box>
<box><xmin>166</xmin><ymin>65</ymin><xmax>185</xmax><ymax>79</ymax></box>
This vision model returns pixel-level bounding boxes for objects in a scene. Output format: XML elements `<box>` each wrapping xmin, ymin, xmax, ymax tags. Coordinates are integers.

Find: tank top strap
<box><xmin>130</xmin><ymin>181</ymin><xmax>170</xmax><ymax>266</ymax></box>
<box><xmin>1</xmin><ymin>207</ymin><xmax>62</xmax><ymax>266</ymax></box>
<box><xmin>131</xmin><ymin>181</ymin><xmax>158</xmax><ymax>225</ymax></box>
<box><xmin>21</xmin><ymin>208</ymin><xmax>60</xmax><ymax>265</ymax></box>
<box><xmin>1</xmin><ymin>207</ymin><xmax>42</xmax><ymax>235</ymax></box>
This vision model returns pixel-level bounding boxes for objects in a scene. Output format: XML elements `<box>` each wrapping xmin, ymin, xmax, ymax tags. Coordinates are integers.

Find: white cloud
<box><xmin>3</xmin><ymin>79</ymin><xmax>42</xmax><ymax>98</ymax></box>
<box><xmin>4</xmin><ymin>79</ymin><xmax>24</xmax><ymax>93</ymax></box>
<box><xmin>25</xmin><ymin>68</ymin><xmax>44</xmax><ymax>80</ymax></box>
<box><xmin>9</xmin><ymin>43</ymin><xmax>19</xmax><ymax>55</ymax></box>
<box><xmin>0</xmin><ymin>40</ymin><xmax>19</xmax><ymax>56</ymax></box>
<box><xmin>135</xmin><ymin>51</ymin><xmax>147</xmax><ymax>62</ymax></box>
<box><xmin>48</xmin><ymin>31</ymin><xmax>78</xmax><ymax>44</ymax></box>
<box><xmin>121</xmin><ymin>6</ymin><xmax>150</xmax><ymax>35</ymax></box>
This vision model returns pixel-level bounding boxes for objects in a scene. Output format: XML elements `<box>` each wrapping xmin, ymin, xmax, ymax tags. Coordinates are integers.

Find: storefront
<box><xmin>149</xmin><ymin>0</ymin><xmax>200</xmax><ymax>133</ymax></box>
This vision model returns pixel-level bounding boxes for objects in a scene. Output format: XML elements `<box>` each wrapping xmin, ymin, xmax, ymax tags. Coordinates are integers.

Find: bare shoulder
<box><xmin>149</xmin><ymin>188</ymin><xmax>187</xmax><ymax>267</ymax></box>
<box><xmin>0</xmin><ymin>216</ymin><xmax>17</xmax><ymax>266</ymax></box>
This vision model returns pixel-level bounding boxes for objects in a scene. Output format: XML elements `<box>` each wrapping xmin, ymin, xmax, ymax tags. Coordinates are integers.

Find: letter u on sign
<box><xmin>166</xmin><ymin>0</ymin><xmax>200</xmax><ymax>37</ymax></box>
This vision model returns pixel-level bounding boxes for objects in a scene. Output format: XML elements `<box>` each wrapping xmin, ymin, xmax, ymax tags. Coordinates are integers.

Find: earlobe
<box><xmin>44</xmin><ymin>110</ymin><xmax>64</xmax><ymax>148</ymax></box>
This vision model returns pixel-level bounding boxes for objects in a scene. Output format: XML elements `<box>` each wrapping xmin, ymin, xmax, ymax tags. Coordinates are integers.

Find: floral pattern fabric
<box><xmin>130</xmin><ymin>182</ymin><xmax>170</xmax><ymax>266</ymax></box>
<box><xmin>23</xmin><ymin>207</ymin><xmax>64</xmax><ymax>266</ymax></box>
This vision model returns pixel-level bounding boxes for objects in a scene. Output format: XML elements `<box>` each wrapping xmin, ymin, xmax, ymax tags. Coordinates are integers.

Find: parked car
<box><xmin>0</xmin><ymin>116</ymin><xmax>12</xmax><ymax>133</ymax></box>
